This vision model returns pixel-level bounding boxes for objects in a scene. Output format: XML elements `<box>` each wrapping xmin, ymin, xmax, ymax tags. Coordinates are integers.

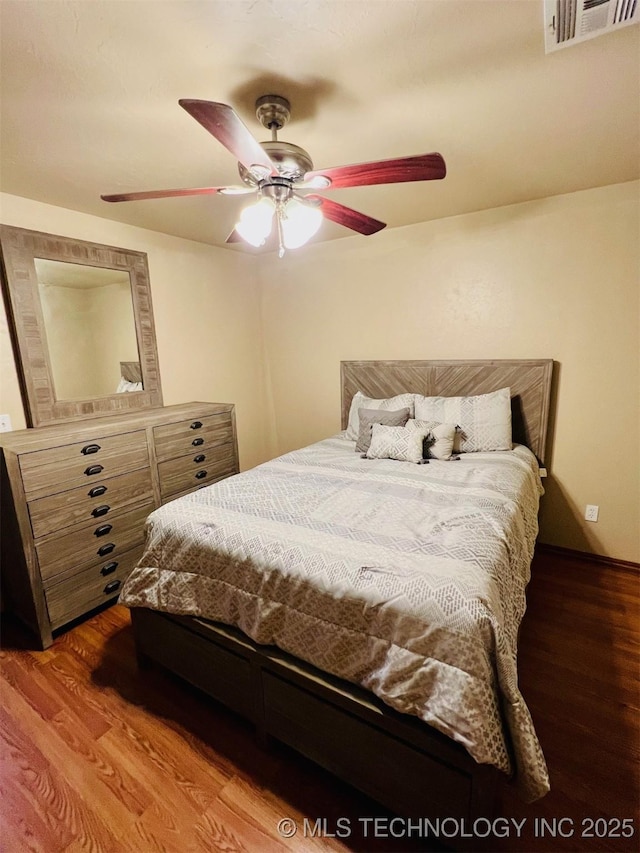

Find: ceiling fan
<box><xmin>101</xmin><ymin>95</ymin><xmax>446</xmax><ymax>256</ymax></box>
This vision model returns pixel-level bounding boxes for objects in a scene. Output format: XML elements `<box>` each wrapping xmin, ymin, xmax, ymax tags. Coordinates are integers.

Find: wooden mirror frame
<box><xmin>0</xmin><ymin>225</ymin><xmax>163</xmax><ymax>427</ymax></box>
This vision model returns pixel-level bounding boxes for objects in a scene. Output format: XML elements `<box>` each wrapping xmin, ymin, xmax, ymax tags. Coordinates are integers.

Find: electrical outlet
<box><xmin>585</xmin><ymin>504</ymin><xmax>599</xmax><ymax>523</ymax></box>
<box><xmin>0</xmin><ymin>414</ymin><xmax>12</xmax><ymax>432</ymax></box>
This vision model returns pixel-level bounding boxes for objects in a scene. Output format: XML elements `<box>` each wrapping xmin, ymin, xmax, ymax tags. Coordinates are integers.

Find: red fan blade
<box><xmin>304</xmin><ymin>153</ymin><xmax>446</xmax><ymax>189</ymax></box>
<box><xmin>179</xmin><ymin>100</ymin><xmax>278</xmax><ymax>176</ymax></box>
<box><xmin>101</xmin><ymin>186</ymin><xmax>226</xmax><ymax>203</ymax></box>
<box><xmin>307</xmin><ymin>195</ymin><xmax>386</xmax><ymax>235</ymax></box>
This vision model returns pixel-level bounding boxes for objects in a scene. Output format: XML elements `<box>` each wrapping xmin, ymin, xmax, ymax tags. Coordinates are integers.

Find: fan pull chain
<box><xmin>276</xmin><ymin>201</ymin><xmax>285</xmax><ymax>258</ymax></box>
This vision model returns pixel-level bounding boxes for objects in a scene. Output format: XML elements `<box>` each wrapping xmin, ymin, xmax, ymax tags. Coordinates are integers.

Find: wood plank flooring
<box><xmin>1</xmin><ymin>549</ymin><xmax>638</xmax><ymax>853</ymax></box>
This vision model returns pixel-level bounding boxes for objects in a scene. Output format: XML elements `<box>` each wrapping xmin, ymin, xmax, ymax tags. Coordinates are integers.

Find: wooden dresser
<box><xmin>0</xmin><ymin>402</ymin><xmax>238</xmax><ymax>649</ymax></box>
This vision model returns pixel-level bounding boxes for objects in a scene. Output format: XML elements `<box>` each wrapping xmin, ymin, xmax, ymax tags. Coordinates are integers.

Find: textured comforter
<box><xmin>120</xmin><ymin>436</ymin><xmax>550</xmax><ymax>801</ymax></box>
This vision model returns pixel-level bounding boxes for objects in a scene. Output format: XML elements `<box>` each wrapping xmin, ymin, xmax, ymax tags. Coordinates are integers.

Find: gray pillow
<box><xmin>356</xmin><ymin>407</ymin><xmax>411</xmax><ymax>453</ymax></box>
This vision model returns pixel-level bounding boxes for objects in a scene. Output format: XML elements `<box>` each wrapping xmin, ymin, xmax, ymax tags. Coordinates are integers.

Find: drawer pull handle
<box><xmin>85</xmin><ymin>464</ymin><xmax>104</xmax><ymax>477</ymax></box>
<box><xmin>97</xmin><ymin>542</ymin><xmax>115</xmax><ymax>557</ymax></box>
<box><xmin>195</xmin><ymin>470</ymin><xmax>207</xmax><ymax>480</ymax></box>
<box><xmin>91</xmin><ymin>504</ymin><xmax>110</xmax><ymax>518</ymax></box>
<box><xmin>101</xmin><ymin>561</ymin><xmax>118</xmax><ymax>576</ymax></box>
<box><xmin>94</xmin><ymin>523</ymin><xmax>113</xmax><ymax>537</ymax></box>
<box><xmin>104</xmin><ymin>580</ymin><xmax>121</xmax><ymax>595</ymax></box>
<box><xmin>190</xmin><ymin>420</ymin><xmax>203</xmax><ymax>430</ymax></box>
<box><xmin>193</xmin><ymin>454</ymin><xmax>206</xmax><ymax>464</ymax></box>
<box><xmin>192</xmin><ymin>437</ymin><xmax>204</xmax><ymax>447</ymax></box>
<box><xmin>88</xmin><ymin>484</ymin><xmax>107</xmax><ymax>498</ymax></box>
<box><xmin>81</xmin><ymin>443</ymin><xmax>101</xmax><ymax>455</ymax></box>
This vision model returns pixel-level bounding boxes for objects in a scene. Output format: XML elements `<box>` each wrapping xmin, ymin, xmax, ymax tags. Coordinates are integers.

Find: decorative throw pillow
<box><xmin>406</xmin><ymin>419</ymin><xmax>457</xmax><ymax>460</ymax></box>
<box><xmin>355</xmin><ymin>407</ymin><xmax>411</xmax><ymax>453</ymax></box>
<box><xmin>365</xmin><ymin>423</ymin><xmax>428</xmax><ymax>464</ymax></box>
<box><xmin>345</xmin><ymin>391</ymin><xmax>415</xmax><ymax>441</ymax></box>
<box><xmin>414</xmin><ymin>387</ymin><xmax>512</xmax><ymax>453</ymax></box>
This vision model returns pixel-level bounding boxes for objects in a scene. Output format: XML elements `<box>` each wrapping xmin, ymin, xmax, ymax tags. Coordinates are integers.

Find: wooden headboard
<box><xmin>120</xmin><ymin>361</ymin><xmax>142</xmax><ymax>383</ymax></box>
<box><xmin>341</xmin><ymin>359</ymin><xmax>554</xmax><ymax>467</ymax></box>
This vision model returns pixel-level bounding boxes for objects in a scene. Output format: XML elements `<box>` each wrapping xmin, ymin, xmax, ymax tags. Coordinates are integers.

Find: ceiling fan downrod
<box><xmin>255</xmin><ymin>94</ymin><xmax>291</xmax><ymax>142</ymax></box>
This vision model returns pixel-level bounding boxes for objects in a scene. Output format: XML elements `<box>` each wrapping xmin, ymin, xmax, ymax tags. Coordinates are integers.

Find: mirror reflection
<box><xmin>35</xmin><ymin>259</ymin><xmax>141</xmax><ymax>401</ymax></box>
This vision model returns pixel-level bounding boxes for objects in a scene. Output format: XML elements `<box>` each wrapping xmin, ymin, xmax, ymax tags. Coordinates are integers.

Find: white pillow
<box><xmin>365</xmin><ymin>423</ymin><xmax>427</xmax><ymax>464</ymax></box>
<box><xmin>345</xmin><ymin>391</ymin><xmax>415</xmax><ymax>440</ymax></box>
<box><xmin>406</xmin><ymin>419</ymin><xmax>457</xmax><ymax>460</ymax></box>
<box><xmin>414</xmin><ymin>387</ymin><xmax>512</xmax><ymax>453</ymax></box>
<box><xmin>116</xmin><ymin>377</ymin><xmax>143</xmax><ymax>393</ymax></box>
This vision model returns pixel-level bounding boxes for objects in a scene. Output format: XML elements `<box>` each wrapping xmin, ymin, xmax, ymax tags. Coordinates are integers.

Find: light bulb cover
<box><xmin>235</xmin><ymin>197</ymin><xmax>275</xmax><ymax>247</ymax></box>
<box><xmin>281</xmin><ymin>198</ymin><xmax>323</xmax><ymax>249</ymax></box>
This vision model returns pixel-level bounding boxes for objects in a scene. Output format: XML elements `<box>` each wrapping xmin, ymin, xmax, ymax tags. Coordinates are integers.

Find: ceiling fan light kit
<box><xmin>101</xmin><ymin>95</ymin><xmax>446</xmax><ymax>256</ymax></box>
<box><xmin>236</xmin><ymin>196</ymin><xmax>323</xmax><ymax>256</ymax></box>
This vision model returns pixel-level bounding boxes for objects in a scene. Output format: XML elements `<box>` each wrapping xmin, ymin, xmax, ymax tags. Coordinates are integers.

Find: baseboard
<box><xmin>535</xmin><ymin>542</ymin><xmax>639</xmax><ymax>573</ymax></box>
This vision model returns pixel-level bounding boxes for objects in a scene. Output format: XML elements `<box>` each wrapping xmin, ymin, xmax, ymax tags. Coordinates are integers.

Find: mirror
<box><xmin>35</xmin><ymin>259</ymin><xmax>140</xmax><ymax>401</ymax></box>
<box><xmin>0</xmin><ymin>226</ymin><xmax>163</xmax><ymax>427</ymax></box>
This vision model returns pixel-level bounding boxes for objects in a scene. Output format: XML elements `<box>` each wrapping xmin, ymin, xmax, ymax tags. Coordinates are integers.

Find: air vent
<box><xmin>544</xmin><ymin>0</ymin><xmax>638</xmax><ymax>52</ymax></box>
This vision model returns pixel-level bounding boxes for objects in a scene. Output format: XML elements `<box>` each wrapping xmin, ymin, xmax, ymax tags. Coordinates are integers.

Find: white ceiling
<box><xmin>1</xmin><ymin>0</ymin><xmax>639</xmax><ymax>250</ymax></box>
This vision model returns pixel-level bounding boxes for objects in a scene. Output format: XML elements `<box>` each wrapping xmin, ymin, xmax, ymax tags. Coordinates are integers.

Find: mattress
<box><xmin>120</xmin><ymin>435</ymin><xmax>550</xmax><ymax>801</ymax></box>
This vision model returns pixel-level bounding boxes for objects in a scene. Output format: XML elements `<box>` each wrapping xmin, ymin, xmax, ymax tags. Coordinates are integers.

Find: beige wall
<box><xmin>258</xmin><ymin>182</ymin><xmax>640</xmax><ymax>563</ymax></box>
<box><xmin>0</xmin><ymin>193</ymin><xmax>268</xmax><ymax>470</ymax></box>
<box><xmin>2</xmin><ymin>184</ymin><xmax>638</xmax><ymax>561</ymax></box>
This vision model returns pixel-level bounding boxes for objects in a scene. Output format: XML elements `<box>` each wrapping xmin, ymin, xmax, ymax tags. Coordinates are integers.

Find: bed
<box><xmin>122</xmin><ymin>358</ymin><xmax>554</xmax><ymax>821</ymax></box>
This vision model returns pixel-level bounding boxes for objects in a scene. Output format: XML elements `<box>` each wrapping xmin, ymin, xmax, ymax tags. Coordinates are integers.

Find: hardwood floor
<box><xmin>1</xmin><ymin>549</ymin><xmax>638</xmax><ymax>853</ymax></box>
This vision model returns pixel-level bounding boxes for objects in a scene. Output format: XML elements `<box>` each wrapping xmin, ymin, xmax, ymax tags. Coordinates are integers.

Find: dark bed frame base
<box><xmin>131</xmin><ymin>608</ymin><xmax>499</xmax><ymax>826</ymax></box>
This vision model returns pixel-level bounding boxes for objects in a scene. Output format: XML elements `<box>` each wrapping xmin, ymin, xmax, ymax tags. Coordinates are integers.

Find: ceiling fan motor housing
<box><xmin>238</xmin><ymin>95</ymin><xmax>315</xmax><ymax>185</ymax></box>
<box><xmin>238</xmin><ymin>140</ymin><xmax>314</xmax><ymax>185</ymax></box>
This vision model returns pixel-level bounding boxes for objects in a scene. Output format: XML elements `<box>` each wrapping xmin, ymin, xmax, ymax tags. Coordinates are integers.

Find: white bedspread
<box><xmin>120</xmin><ymin>436</ymin><xmax>550</xmax><ymax>801</ymax></box>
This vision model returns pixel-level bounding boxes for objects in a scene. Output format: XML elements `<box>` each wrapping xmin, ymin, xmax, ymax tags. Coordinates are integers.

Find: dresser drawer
<box><xmin>36</xmin><ymin>500</ymin><xmax>154</xmax><ymax>582</ymax></box>
<box><xmin>154</xmin><ymin>413</ymin><xmax>233</xmax><ymax>463</ymax></box>
<box><xmin>28</xmin><ymin>467</ymin><xmax>154</xmax><ymax>539</ymax></box>
<box><xmin>158</xmin><ymin>444</ymin><xmax>237</xmax><ymax>501</ymax></box>
<box><xmin>45</xmin><ymin>545</ymin><xmax>143</xmax><ymax>630</ymax></box>
<box><xmin>19</xmin><ymin>430</ymin><xmax>149</xmax><ymax>498</ymax></box>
